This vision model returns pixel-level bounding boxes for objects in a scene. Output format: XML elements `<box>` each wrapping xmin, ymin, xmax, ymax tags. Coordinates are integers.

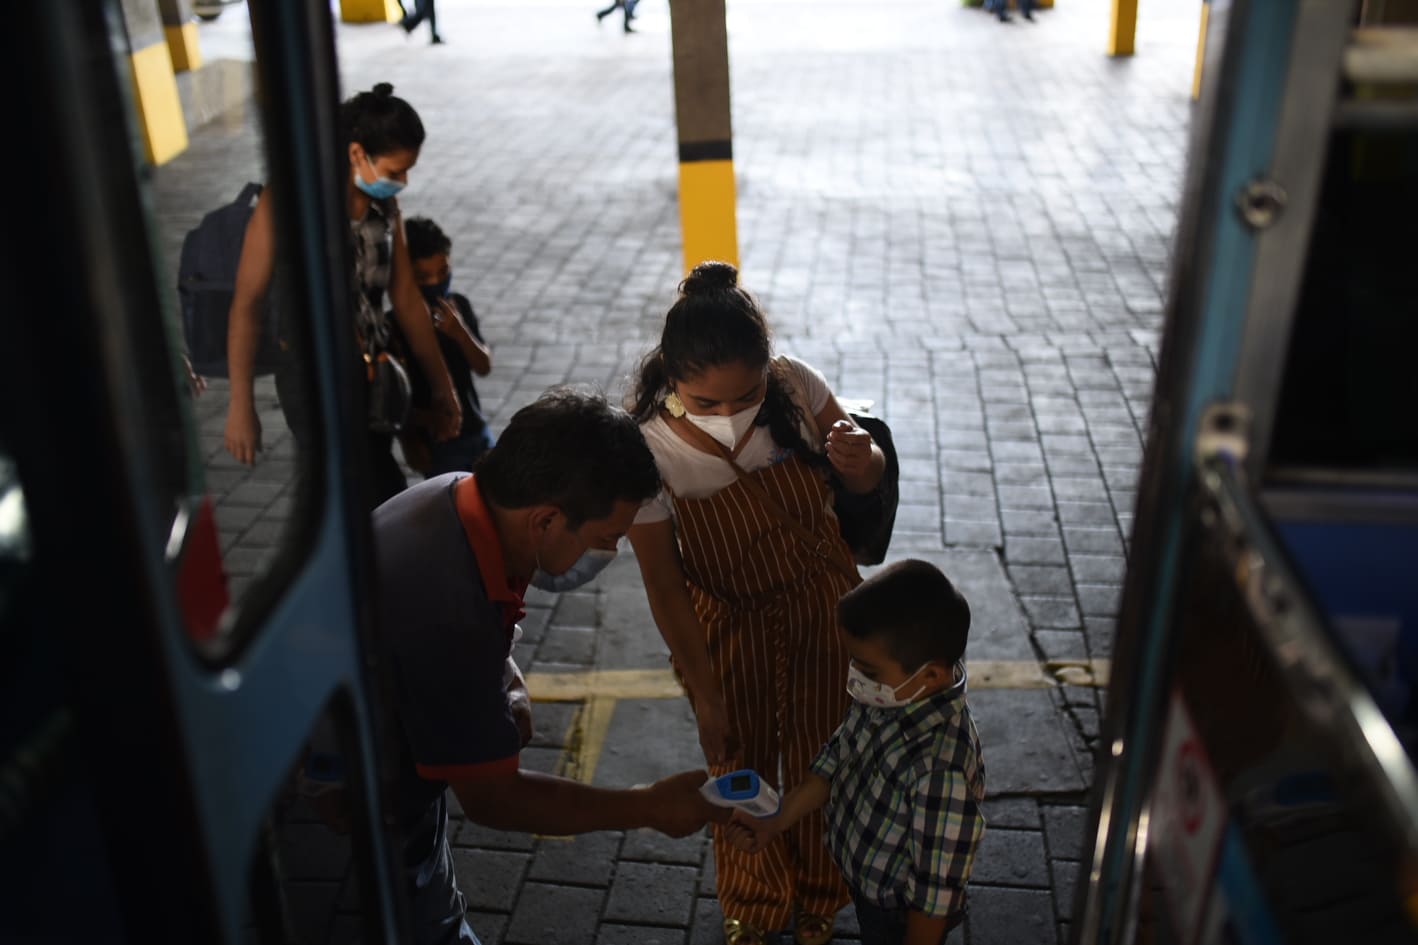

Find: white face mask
<box><xmin>685</xmin><ymin>400</ymin><xmax>763</xmax><ymax>449</ymax></box>
<box><xmin>531</xmin><ymin>546</ymin><xmax>617</xmax><ymax>593</ymax></box>
<box><xmin>846</xmin><ymin>663</ymin><xmax>930</xmax><ymax>708</ymax></box>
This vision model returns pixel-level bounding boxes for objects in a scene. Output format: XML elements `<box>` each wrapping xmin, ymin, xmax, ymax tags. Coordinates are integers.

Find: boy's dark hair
<box><xmin>339</xmin><ymin>82</ymin><xmax>425</xmax><ymax>157</ymax></box>
<box><xmin>475</xmin><ymin>388</ymin><xmax>660</xmax><ymax>528</ymax></box>
<box><xmin>838</xmin><ymin>559</ymin><xmax>970</xmax><ymax>670</ymax></box>
<box><xmin>405</xmin><ymin>216</ymin><xmax>452</xmax><ymax>262</ymax></box>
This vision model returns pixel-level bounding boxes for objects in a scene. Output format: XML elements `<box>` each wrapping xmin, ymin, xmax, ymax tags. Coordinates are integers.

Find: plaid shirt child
<box><xmin>810</xmin><ymin>665</ymin><xmax>986</xmax><ymax>920</ymax></box>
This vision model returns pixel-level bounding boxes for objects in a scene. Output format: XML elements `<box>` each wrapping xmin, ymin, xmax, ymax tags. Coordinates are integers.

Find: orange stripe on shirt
<box><xmin>416</xmin><ymin>754</ymin><xmax>520</xmax><ymax>782</ymax></box>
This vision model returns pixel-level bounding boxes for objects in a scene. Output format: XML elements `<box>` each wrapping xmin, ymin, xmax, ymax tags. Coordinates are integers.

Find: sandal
<box><xmin>795</xmin><ymin>912</ymin><xmax>835</xmax><ymax>945</ymax></box>
<box><xmin>723</xmin><ymin>918</ymin><xmax>769</xmax><ymax>945</ymax></box>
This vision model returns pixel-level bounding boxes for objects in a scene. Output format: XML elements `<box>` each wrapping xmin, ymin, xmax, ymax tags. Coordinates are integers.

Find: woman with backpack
<box><xmin>223</xmin><ymin>82</ymin><xmax>460</xmax><ymax>506</ymax></box>
<box><xmin>625</xmin><ymin>261</ymin><xmax>886</xmax><ymax>945</ymax></box>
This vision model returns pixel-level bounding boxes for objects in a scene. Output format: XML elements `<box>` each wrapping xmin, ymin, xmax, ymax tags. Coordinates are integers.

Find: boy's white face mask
<box><xmin>845</xmin><ymin>663</ymin><xmax>929</xmax><ymax>708</ymax></box>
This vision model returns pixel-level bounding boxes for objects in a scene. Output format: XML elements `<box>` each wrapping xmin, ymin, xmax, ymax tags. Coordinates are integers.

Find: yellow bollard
<box><xmin>1108</xmin><ymin>0</ymin><xmax>1139</xmax><ymax>57</ymax></box>
<box><xmin>339</xmin><ymin>0</ymin><xmax>402</xmax><ymax>24</ymax></box>
<box><xmin>129</xmin><ymin>41</ymin><xmax>189</xmax><ymax>164</ymax></box>
<box><xmin>1192</xmin><ymin>0</ymin><xmax>1212</xmax><ymax>100</ymax></box>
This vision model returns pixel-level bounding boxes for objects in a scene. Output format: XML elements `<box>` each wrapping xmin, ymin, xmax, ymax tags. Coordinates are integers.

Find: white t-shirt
<box><xmin>634</xmin><ymin>355</ymin><xmax>833</xmax><ymax>525</ymax></box>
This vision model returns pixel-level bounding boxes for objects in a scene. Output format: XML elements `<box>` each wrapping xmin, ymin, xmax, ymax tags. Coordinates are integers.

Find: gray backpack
<box><xmin>177</xmin><ymin>182</ymin><xmax>281</xmax><ymax>377</ymax></box>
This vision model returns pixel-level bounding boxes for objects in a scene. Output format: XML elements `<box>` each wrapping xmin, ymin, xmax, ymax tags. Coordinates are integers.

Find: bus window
<box><xmin>138</xmin><ymin>15</ymin><xmax>324</xmax><ymax>660</ymax></box>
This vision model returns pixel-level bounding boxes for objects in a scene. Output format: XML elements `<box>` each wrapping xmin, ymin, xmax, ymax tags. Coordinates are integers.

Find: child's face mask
<box><xmin>419</xmin><ymin>275</ymin><xmax>452</xmax><ymax>305</ymax></box>
<box><xmin>846</xmin><ymin>663</ymin><xmax>929</xmax><ymax>708</ymax></box>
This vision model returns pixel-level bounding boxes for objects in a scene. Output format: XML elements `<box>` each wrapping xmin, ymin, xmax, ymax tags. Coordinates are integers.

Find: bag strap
<box><xmin>663</xmin><ymin>408</ymin><xmax>857</xmax><ymax>582</ymax></box>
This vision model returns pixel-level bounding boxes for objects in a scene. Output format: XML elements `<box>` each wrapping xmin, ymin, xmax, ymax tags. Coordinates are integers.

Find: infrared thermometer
<box><xmin>699</xmin><ymin>769</ymin><xmax>781</xmax><ymax>818</ymax></box>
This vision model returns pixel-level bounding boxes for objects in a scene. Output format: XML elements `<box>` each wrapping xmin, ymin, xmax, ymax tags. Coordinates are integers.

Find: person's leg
<box><xmin>402</xmin><ymin>0</ymin><xmax>428</xmax><ymax>30</ymax></box>
<box><xmin>852</xmin><ymin>892</ymin><xmax>908</xmax><ymax>945</ymax></box>
<box><xmin>426</xmin><ymin>0</ymin><xmax>441</xmax><ymax>41</ymax></box>
<box><xmin>595</xmin><ymin>0</ymin><xmax>621</xmax><ymax>21</ymax></box>
<box><xmin>367</xmin><ymin>431</ymin><xmax>409</xmax><ymax>508</ymax></box>
<box><xmin>783</xmin><ymin>573</ymin><xmax>851</xmax><ymax>934</ymax></box>
<box><xmin>426</xmin><ymin>432</ymin><xmax>490</xmax><ymax>478</ymax></box>
<box><xmin>1019</xmin><ymin>0</ymin><xmax>1034</xmax><ymax>19</ymax></box>
<box><xmin>707</xmin><ymin>611</ymin><xmax>795</xmax><ymax>937</ymax></box>
<box><xmin>406</xmin><ymin>795</ymin><xmax>481</xmax><ymax>945</ymax></box>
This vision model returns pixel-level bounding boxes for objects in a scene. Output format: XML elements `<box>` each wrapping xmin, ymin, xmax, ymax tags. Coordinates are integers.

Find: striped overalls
<box><xmin>671</xmin><ymin>452</ymin><xmax>859</xmax><ymax>931</ymax></box>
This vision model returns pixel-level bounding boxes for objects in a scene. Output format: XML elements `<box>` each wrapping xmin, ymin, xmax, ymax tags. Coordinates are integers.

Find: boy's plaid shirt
<box><xmin>810</xmin><ymin>666</ymin><xmax>986</xmax><ymax>918</ymax></box>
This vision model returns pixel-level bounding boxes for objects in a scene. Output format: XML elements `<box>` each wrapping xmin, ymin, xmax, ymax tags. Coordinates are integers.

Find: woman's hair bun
<box><xmin>680</xmin><ymin>260</ymin><xmax>738</xmax><ymax>296</ymax></box>
<box><xmin>372</xmin><ymin>82</ymin><xmax>395</xmax><ymax>97</ymax></box>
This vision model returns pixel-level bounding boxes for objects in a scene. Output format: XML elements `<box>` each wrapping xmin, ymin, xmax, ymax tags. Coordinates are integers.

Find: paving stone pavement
<box><xmin>147</xmin><ymin>1</ymin><xmax>1204</xmax><ymax>942</ymax></box>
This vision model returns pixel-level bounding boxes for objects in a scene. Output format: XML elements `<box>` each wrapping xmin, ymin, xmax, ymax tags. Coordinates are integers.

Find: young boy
<box><xmin>393</xmin><ymin>216</ymin><xmax>494</xmax><ymax>477</ymax></box>
<box><xmin>726</xmin><ymin>559</ymin><xmax>986</xmax><ymax>945</ymax></box>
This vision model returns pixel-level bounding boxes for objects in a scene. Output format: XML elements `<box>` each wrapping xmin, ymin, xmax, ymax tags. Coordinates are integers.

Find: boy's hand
<box><xmin>431</xmin><ymin>297</ymin><xmax>458</xmax><ymax>334</ymax></box>
<box><xmin>724</xmin><ymin>809</ymin><xmax>780</xmax><ymax>854</ymax></box>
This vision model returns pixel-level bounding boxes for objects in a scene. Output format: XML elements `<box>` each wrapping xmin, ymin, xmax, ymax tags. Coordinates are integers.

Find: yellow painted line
<box><xmin>529</xmin><ymin>668</ymin><xmax>687</xmax><ymax>702</ymax></box>
<box><xmin>527</xmin><ymin>660</ymin><xmax>1109</xmax><ymax>790</ymax></box>
<box><xmin>562</xmin><ymin>696</ymin><xmax>617</xmax><ymax>783</ymax></box>
<box><xmin>527</xmin><ymin>661</ymin><xmax>1110</xmax><ymax>703</ymax></box>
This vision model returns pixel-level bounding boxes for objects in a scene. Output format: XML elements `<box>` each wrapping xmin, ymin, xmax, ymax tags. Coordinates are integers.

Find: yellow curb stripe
<box><xmin>529</xmin><ymin>661</ymin><xmax>1108</xmax><ymax>788</ymax></box>
<box><xmin>526</xmin><ymin>660</ymin><xmax>1110</xmax><ymax>703</ymax></box>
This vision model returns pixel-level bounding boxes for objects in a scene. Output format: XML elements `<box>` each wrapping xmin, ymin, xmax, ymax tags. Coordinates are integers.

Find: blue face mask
<box><xmin>353</xmin><ymin>152</ymin><xmax>406</xmax><ymax>200</ymax></box>
<box><xmin>531</xmin><ymin>546</ymin><xmax>617</xmax><ymax>593</ymax></box>
<box><xmin>419</xmin><ymin>276</ymin><xmax>452</xmax><ymax>305</ymax></box>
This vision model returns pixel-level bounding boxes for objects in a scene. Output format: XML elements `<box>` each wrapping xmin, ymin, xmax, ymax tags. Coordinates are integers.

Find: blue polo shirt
<box><xmin>373</xmin><ymin>473</ymin><xmax>528</xmax><ymax>833</ymax></box>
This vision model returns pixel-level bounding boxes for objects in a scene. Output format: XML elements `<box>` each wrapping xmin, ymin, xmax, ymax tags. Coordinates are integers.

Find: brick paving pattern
<box><xmin>148</xmin><ymin>1</ymin><xmax>1203</xmax><ymax>941</ymax></box>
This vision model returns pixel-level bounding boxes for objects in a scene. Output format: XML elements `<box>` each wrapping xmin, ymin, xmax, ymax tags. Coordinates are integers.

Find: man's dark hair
<box><xmin>838</xmin><ymin>559</ymin><xmax>971</xmax><ymax>670</ymax></box>
<box><xmin>475</xmin><ymin>388</ymin><xmax>660</xmax><ymax>527</ymax></box>
<box><xmin>405</xmin><ymin>216</ymin><xmax>452</xmax><ymax>262</ymax></box>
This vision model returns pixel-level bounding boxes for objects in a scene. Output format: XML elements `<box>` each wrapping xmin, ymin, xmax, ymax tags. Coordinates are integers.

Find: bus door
<box><xmin>1074</xmin><ymin>0</ymin><xmax>1418</xmax><ymax>942</ymax></box>
<box><xmin>1</xmin><ymin>3</ymin><xmax>406</xmax><ymax>942</ymax></box>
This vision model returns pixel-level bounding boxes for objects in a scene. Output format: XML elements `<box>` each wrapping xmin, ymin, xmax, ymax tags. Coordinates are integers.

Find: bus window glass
<box><xmin>140</xmin><ymin>12</ymin><xmax>322</xmax><ymax>658</ymax></box>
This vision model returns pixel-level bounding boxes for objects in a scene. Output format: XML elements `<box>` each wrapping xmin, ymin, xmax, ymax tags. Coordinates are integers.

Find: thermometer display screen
<box><xmin>730</xmin><ymin>774</ymin><xmax>751</xmax><ymax>792</ymax></box>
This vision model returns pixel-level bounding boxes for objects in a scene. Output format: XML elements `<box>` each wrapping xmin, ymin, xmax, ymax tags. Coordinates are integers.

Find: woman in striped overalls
<box><xmin>627</xmin><ymin>262</ymin><xmax>886</xmax><ymax>945</ymax></box>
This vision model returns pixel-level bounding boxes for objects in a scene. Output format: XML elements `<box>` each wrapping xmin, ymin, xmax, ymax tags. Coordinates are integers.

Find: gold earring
<box><xmin>664</xmin><ymin>391</ymin><xmax>686</xmax><ymax>418</ymax></box>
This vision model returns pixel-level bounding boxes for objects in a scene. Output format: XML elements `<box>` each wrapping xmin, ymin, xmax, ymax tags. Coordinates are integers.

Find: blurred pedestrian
<box><xmin>390</xmin><ymin>216</ymin><xmax>495</xmax><ymax>478</ymax></box>
<box><xmin>223</xmin><ymin>84</ymin><xmax>460</xmax><ymax>507</ymax></box>
<box><xmin>986</xmin><ymin>0</ymin><xmax>1033</xmax><ymax>22</ymax></box>
<box><xmin>400</xmin><ymin>0</ymin><xmax>443</xmax><ymax>44</ymax></box>
<box><xmin>595</xmin><ymin>0</ymin><xmax>638</xmax><ymax>33</ymax></box>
